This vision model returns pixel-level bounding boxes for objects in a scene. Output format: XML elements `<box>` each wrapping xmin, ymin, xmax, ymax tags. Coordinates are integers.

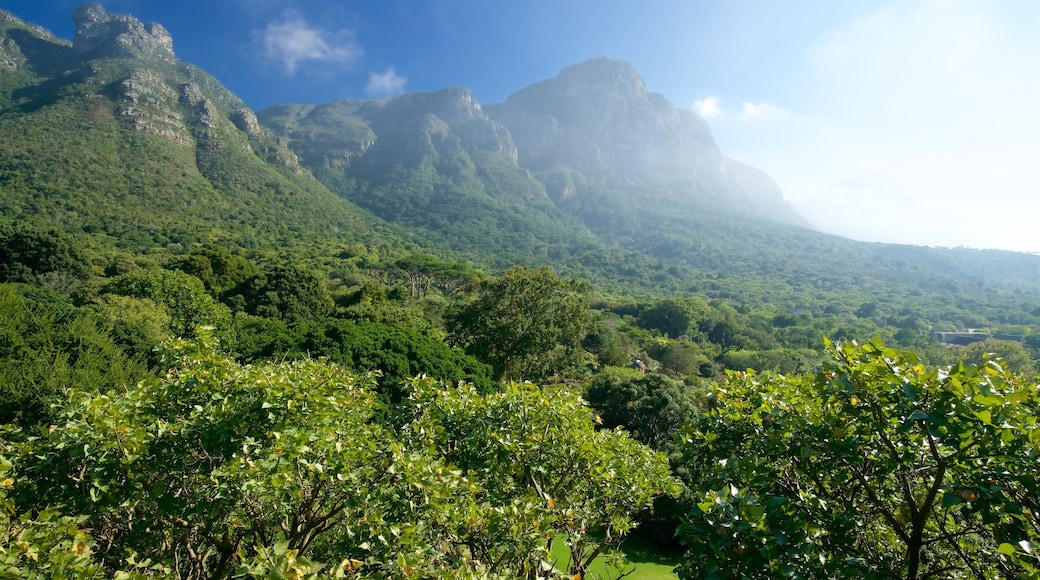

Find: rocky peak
<box><xmin>384</xmin><ymin>86</ymin><xmax>485</xmax><ymax>125</ymax></box>
<box><xmin>72</xmin><ymin>3</ymin><xmax>174</xmax><ymax>62</ymax></box>
<box><xmin>553</xmin><ymin>57</ymin><xmax>647</xmax><ymax>99</ymax></box>
<box><xmin>486</xmin><ymin>58</ymin><xmax>719</xmax><ymax>174</ymax></box>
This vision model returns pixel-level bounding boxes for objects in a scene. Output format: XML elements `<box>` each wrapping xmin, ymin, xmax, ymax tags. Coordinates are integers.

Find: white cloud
<box><xmin>693</xmin><ymin>97</ymin><xmax>787</xmax><ymax>121</ymax></box>
<box><xmin>739</xmin><ymin>101</ymin><xmax>787</xmax><ymax>120</ymax></box>
<box><xmin>255</xmin><ymin>13</ymin><xmax>361</xmax><ymax>74</ymax></box>
<box><xmin>366</xmin><ymin>67</ymin><xmax>407</xmax><ymax>96</ymax></box>
<box><xmin>692</xmin><ymin>96</ymin><xmax>721</xmax><ymax>118</ymax></box>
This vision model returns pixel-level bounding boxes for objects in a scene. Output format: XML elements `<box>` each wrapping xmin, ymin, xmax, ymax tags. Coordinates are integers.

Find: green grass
<box><xmin>549</xmin><ymin>530</ymin><xmax>682</xmax><ymax>579</ymax></box>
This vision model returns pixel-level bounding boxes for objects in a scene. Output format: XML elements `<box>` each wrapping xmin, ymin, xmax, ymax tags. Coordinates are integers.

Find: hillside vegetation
<box><xmin>1</xmin><ymin>5</ymin><xmax>1038</xmax><ymax>579</ymax></box>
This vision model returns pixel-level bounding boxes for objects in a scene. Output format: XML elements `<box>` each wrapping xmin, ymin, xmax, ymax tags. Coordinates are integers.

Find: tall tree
<box><xmin>448</xmin><ymin>266</ymin><xmax>592</xmax><ymax>381</ymax></box>
<box><xmin>0</xmin><ymin>222</ymin><xmax>90</xmax><ymax>294</ymax></box>
<box><xmin>678</xmin><ymin>339</ymin><xmax>1040</xmax><ymax>578</ymax></box>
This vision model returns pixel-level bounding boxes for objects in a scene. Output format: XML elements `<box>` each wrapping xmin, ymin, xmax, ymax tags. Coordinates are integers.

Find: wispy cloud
<box><xmin>693</xmin><ymin>97</ymin><xmax>787</xmax><ymax>121</ymax></box>
<box><xmin>739</xmin><ymin>101</ymin><xmax>787</xmax><ymax>120</ymax></box>
<box><xmin>366</xmin><ymin>67</ymin><xmax>407</xmax><ymax>96</ymax></box>
<box><xmin>693</xmin><ymin>97</ymin><xmax>721</xmax><ymax>118</ymax></box>
<box><xmin>254</xmin><ymin>13</ymin><xmax>361</xmax><ymax>74</ymax></box>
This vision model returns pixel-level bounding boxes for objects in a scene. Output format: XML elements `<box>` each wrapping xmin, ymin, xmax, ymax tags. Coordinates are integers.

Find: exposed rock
<box><xmin>486</xmin><ymin>58</ymin><xmax>718</xmax><ymax>175</ymax></box>
<box><xmin>230</xmin><ymin>108</ymin><xmax>263</xmax><ymax>139</ymax></box>
<box><xmin>373</xmin><ymin>87</ymin><xmax>518</xmax><ymax>162</ymax></box>
<box><xmin>178</xmin><ymin>82</ymin><xmax>218</xmax><ymax>127</ymax></box>
<box><xmin>0</xmin><ymin>11</ymin><xmax>72</xmax><ymax>72</ymax></box>
<box><xmin>72</xmin><ymin>3</ymin><xmax>174</xmax><ymax>62</ymax></box>
<box><xmin>179</xmin><ymin>82</ymin><xmax>204</xmax><ymax>108</ymax></box>
<box><xmin>117</xmin><ymin>70</ymin><xmax>190</xmax><ymax>145</ymax></box>
<box><xmin>485</xmin><ymin>57</ymin><xmax>806</xmax><ymax>226</ymax></box>
<box><xmin>0</xmin><ymin>37</ymin><xmax>21</xmax><ymax>71</ymax></box>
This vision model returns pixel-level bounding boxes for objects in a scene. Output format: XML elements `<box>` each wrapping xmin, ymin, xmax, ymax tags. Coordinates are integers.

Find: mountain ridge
<box><xmin>1</xmin><ymin>3</ymin><xmax>1037</xmax><ymax>307</ymax></box>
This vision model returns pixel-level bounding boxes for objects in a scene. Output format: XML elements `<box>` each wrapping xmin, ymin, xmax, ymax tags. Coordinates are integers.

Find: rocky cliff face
<box><xmin>259</xmin><ymin>86</ymin><xmax>519</xmax><ymax>170</ymax></box>
<box><xmin>72</xmin><ymin>3</ymin><xmax>174</xmax><ymax>62</ymax></box>
<box><xmin>486</xmin><ymin>58</ymin><xmax>719</xmax><ymax>175</ymax></box>
<box><xmin>0</xmin><ymin>3</ymin><xmax>300</xmax><ymax>170</ymax></box>
<box><xmin>485</xmin><ymin>58</ymin><xmax>806</xmax><ymax>227</ymax></box>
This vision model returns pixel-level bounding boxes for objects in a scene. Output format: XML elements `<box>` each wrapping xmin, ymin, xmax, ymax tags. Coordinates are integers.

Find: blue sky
<box><xmin>3</xmin><ymin>0</ymin><xmax>1040</xmax><ymax>254</ymax></box>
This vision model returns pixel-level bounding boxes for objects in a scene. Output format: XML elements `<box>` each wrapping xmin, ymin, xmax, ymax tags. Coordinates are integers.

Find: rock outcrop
<box><xmin>485</xmin><ymin>58</ymin><xmax>806</xmax><ymax>226</ymax></box>
<box><xmin>258</xmin><ymin>86</ymin><xmax>520</xmax><ymax>169</ymax></box>
<box><xmin>72</xmin><ymin>3</ymin><xmax>174</xmax><ymax>62</ymax></box>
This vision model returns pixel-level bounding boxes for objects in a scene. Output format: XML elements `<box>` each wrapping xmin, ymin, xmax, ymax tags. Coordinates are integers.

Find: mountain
<box><xmin>257</xmin><ymin>58</ymin><xmax>808</xmax><ymax>267</ymax></box>
<box><xmin>484</xmin><ymin>58</ymin><xmax>805</xmax><ymax>229</ymax></box>
<box><xmin>257</xmin><ymin>88</ymin><xmax>599</xmax><ymax>264</ymax></box>
<box><xmin>1</xmin><ymin>4</ymin><xmax>1037</xmax><ymax>319</ymax></box>
<box><xmin>0</xmin><ymin>4</ymin><xmax>398</xmax><ymax>255</ymax></box>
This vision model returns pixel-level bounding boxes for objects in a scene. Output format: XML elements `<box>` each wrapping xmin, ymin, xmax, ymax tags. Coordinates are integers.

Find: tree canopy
<box><xmin>448</xmin><ymin>266</ymin><xmax>593</xmax><ymax>381</ymax></box>
<box><xmin>678</xmin><ymin>339</ymin><xmax>1040</xmax><ymax>579</ymax></box>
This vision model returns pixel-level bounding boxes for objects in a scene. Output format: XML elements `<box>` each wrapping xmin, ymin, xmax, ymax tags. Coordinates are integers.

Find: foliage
<box><xmin>90</xmin><ymin>294</ymin><xmax>172</xmax><ymax>368</ymax></box>
<box><xmin>934</xmin><ymin>338</ymin><xmax>1037</xmax><ymax>377</ymax></box>
<box><xmin>449</xmin><ymin>266</ymin><xmax>593</xmax><ymax>381</ymax></box>
<box><xmin>101</xmin><ymin>268</ymin><xmax>232</xmax><ymax>338</ymax></box>
<box><xmin>0</xmin><ymin>221</ymin><xmax>90</xmax><ymax>294</ymax></box>
<box><xmin>392</xmin><ymin>253</ymin><xmax>481</xmax><ymax>298</ymax></box>
<box><xmin>227</xmin><ymin>263</ymin><xmax>334</xmax><ymax>323</ymax></box>
<box><xmin>9</xmin><ymin>337</ymin><xmax>471</xmax><ymax>578</ymax></box>
<box><xmin>404</xmin><ymin>378</ymin><xmax>681</xmax><ymax>577</ymax></box>
<box><xmin>678</xmin><ymin>339</ymin><xmax>1040</xmax><ymax>579</ymax></box>
<box><xmin>718</xmin><ymin>347</ymin><xmax>820</xmax><ymax>375</ymax></box>
<box><xmin>583</xmin><ymin>318</ymin><xmax>639</xmax><ymax>368</ymax></box>
<box><xmin>231</xmin><ymin>316</ymin><xmax>495</xmax><ymax>402</ymax></box>
<box><xmin>0</xmin><ymin>283</ymin><xmax>148</xmax><ymax>427</ymax></box>
<box><xmin>638</xmin><ymin>298</ymin><xmax>713</xmax><ymax>340</ymax></box>
<box><xmin>171</xmin><ymin>245</ymin><xmax>259</xmax><ymax>295</ymax></box>
<box><xmin>585</xmin><ymin>371</ymin><xmax>703</xmax><ymax>449</ymax></box>
<box><xmin>0</xmin><ymin>439</ymin><xmax>172</xmax><ymax>578</ymax></box>
<box><xmin>4</xmin><ymin>335</ymin><xmax>675</xmax><ymax>578</ymax></box>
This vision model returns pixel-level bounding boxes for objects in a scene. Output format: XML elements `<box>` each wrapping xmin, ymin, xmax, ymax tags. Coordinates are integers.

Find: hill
<box><xmin>0</xmin><ymin>4</ymin><xmax>403</xmax><ymax>259</ymax></box>
<box><xmin>0</xmin><ymin>4</ymin><xmax>1036</xmax><ymax>337</ymax></box>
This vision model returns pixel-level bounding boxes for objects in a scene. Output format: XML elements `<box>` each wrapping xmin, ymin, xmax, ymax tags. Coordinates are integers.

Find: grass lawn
<box><xmin>549</xmin><ymin>530</ymin><xmax>682</xmax><ymax>579</ymax></box>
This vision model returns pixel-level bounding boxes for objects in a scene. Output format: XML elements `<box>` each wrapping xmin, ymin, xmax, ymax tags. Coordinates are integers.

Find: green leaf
<box><xmin>974</xmin><ymin>410</ymin><xmax>992</xmax><ymax>425</ymax></box>
<box><xmin>941</xmin><ymin>493</ymin><xmax>961</xmax><ymax>507</ymax></box>
<box><xmin>998</xmin><ymin>543</ymin><xmax>1017</xmax><ymax>556</ymax></box>
<box><xmin>902</xmin><ymin>383</ymin><xmax>917</xmax><ymax>401</ymax></box>
<box><xmin>974</xmin><ymin>395</ymin><xmax>1003</xmax><ymax>407</ymax></box>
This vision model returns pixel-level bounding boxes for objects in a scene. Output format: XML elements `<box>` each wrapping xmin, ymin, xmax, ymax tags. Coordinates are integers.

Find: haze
<box><xmin>6</xmin><ymin>0</ymin><xmax>1038</xmax><ymax>253</ymax></box>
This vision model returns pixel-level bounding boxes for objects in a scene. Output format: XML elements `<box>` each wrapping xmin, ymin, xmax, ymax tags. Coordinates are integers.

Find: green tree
<box><xmin>9</xmin><ymin>337</ymin><xmax>479</xmax><ymax>578</ymax></box>
<box><xmin>448</xmin><ymin>266</ymin><xmax>592</xmax><ymax>381</ymax></box>
<box><xmin>227</xmin><ymin>264</ymin><xmax>333</xmax><ymax>322</ymax></box>
<box><xmin>101</xmin><ymin>269</ymin><xmax>232</xmax><ymax>338</ymax></box>
<box><xmin>0</xmin><ymin>222</ymin><xmax>91</xmax><ymax>294</ymax></box>
<box><xmin>0</xmin><ymin>284</ymin><xmax>148</xmax><ymax>427</ymax></box>
<box><xmin>172</xmin><ymin>246</ymin><xmax>258</xmax><ymax>295</ymax></box>
<box><xmin>637</xmin><ymin>297</ymin><xmax>712</xmax><ymax>339</ymax></box>
<box><xmin>585</xmin><ymin>371</ymin><xmax>702</xmax><ymax>449</ymax></box>
<box><xmin>953</xmin><ymin>338</ymin><xmax>1036</xmax><ymax>376</ymax></box>
<box><xmin>678</xmin><ymin>339</ymin><xmax>1040</xmax><ymax>578</ymax></box>
<box><xmin>404</xmin><ymin>378</ymin><xmax>681</xmax><ymax>577</ymax></box>
<box><xmin>6</xmin><ymin>336</ymin><xmax>677</xmax><ymax>579</ymax></box>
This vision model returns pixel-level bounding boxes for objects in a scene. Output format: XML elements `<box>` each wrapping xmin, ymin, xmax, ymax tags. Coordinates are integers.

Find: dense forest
<box><xmin>1</xmin><ymin>5</ymin><xmax>1039</xmax><ymax>579</ymax></box>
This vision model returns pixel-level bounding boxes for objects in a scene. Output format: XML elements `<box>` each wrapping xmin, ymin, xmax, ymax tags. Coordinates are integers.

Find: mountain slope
<box><xmin>259</xmin><ymin>56</ymin><xmax>1039</xmax><ymax>307</ymax></box>
<box><xmin>484</xmin><ymin>58</ymin><xmax>807</xmax><ymax>231</ymax></box>
<box><xmin>0</xmin><ymin>5</ymin><xmax>397</xmax><ymax>255</ymax></box>
<box><xmin>258</xmin><ymin>88</ymin><xmax>600</xmax><ymax>264</ymax></box>
<box><xmin>1</xmin><ymin>5</ymin><xmax>1036</xmax><ymax>324</ymax></box>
